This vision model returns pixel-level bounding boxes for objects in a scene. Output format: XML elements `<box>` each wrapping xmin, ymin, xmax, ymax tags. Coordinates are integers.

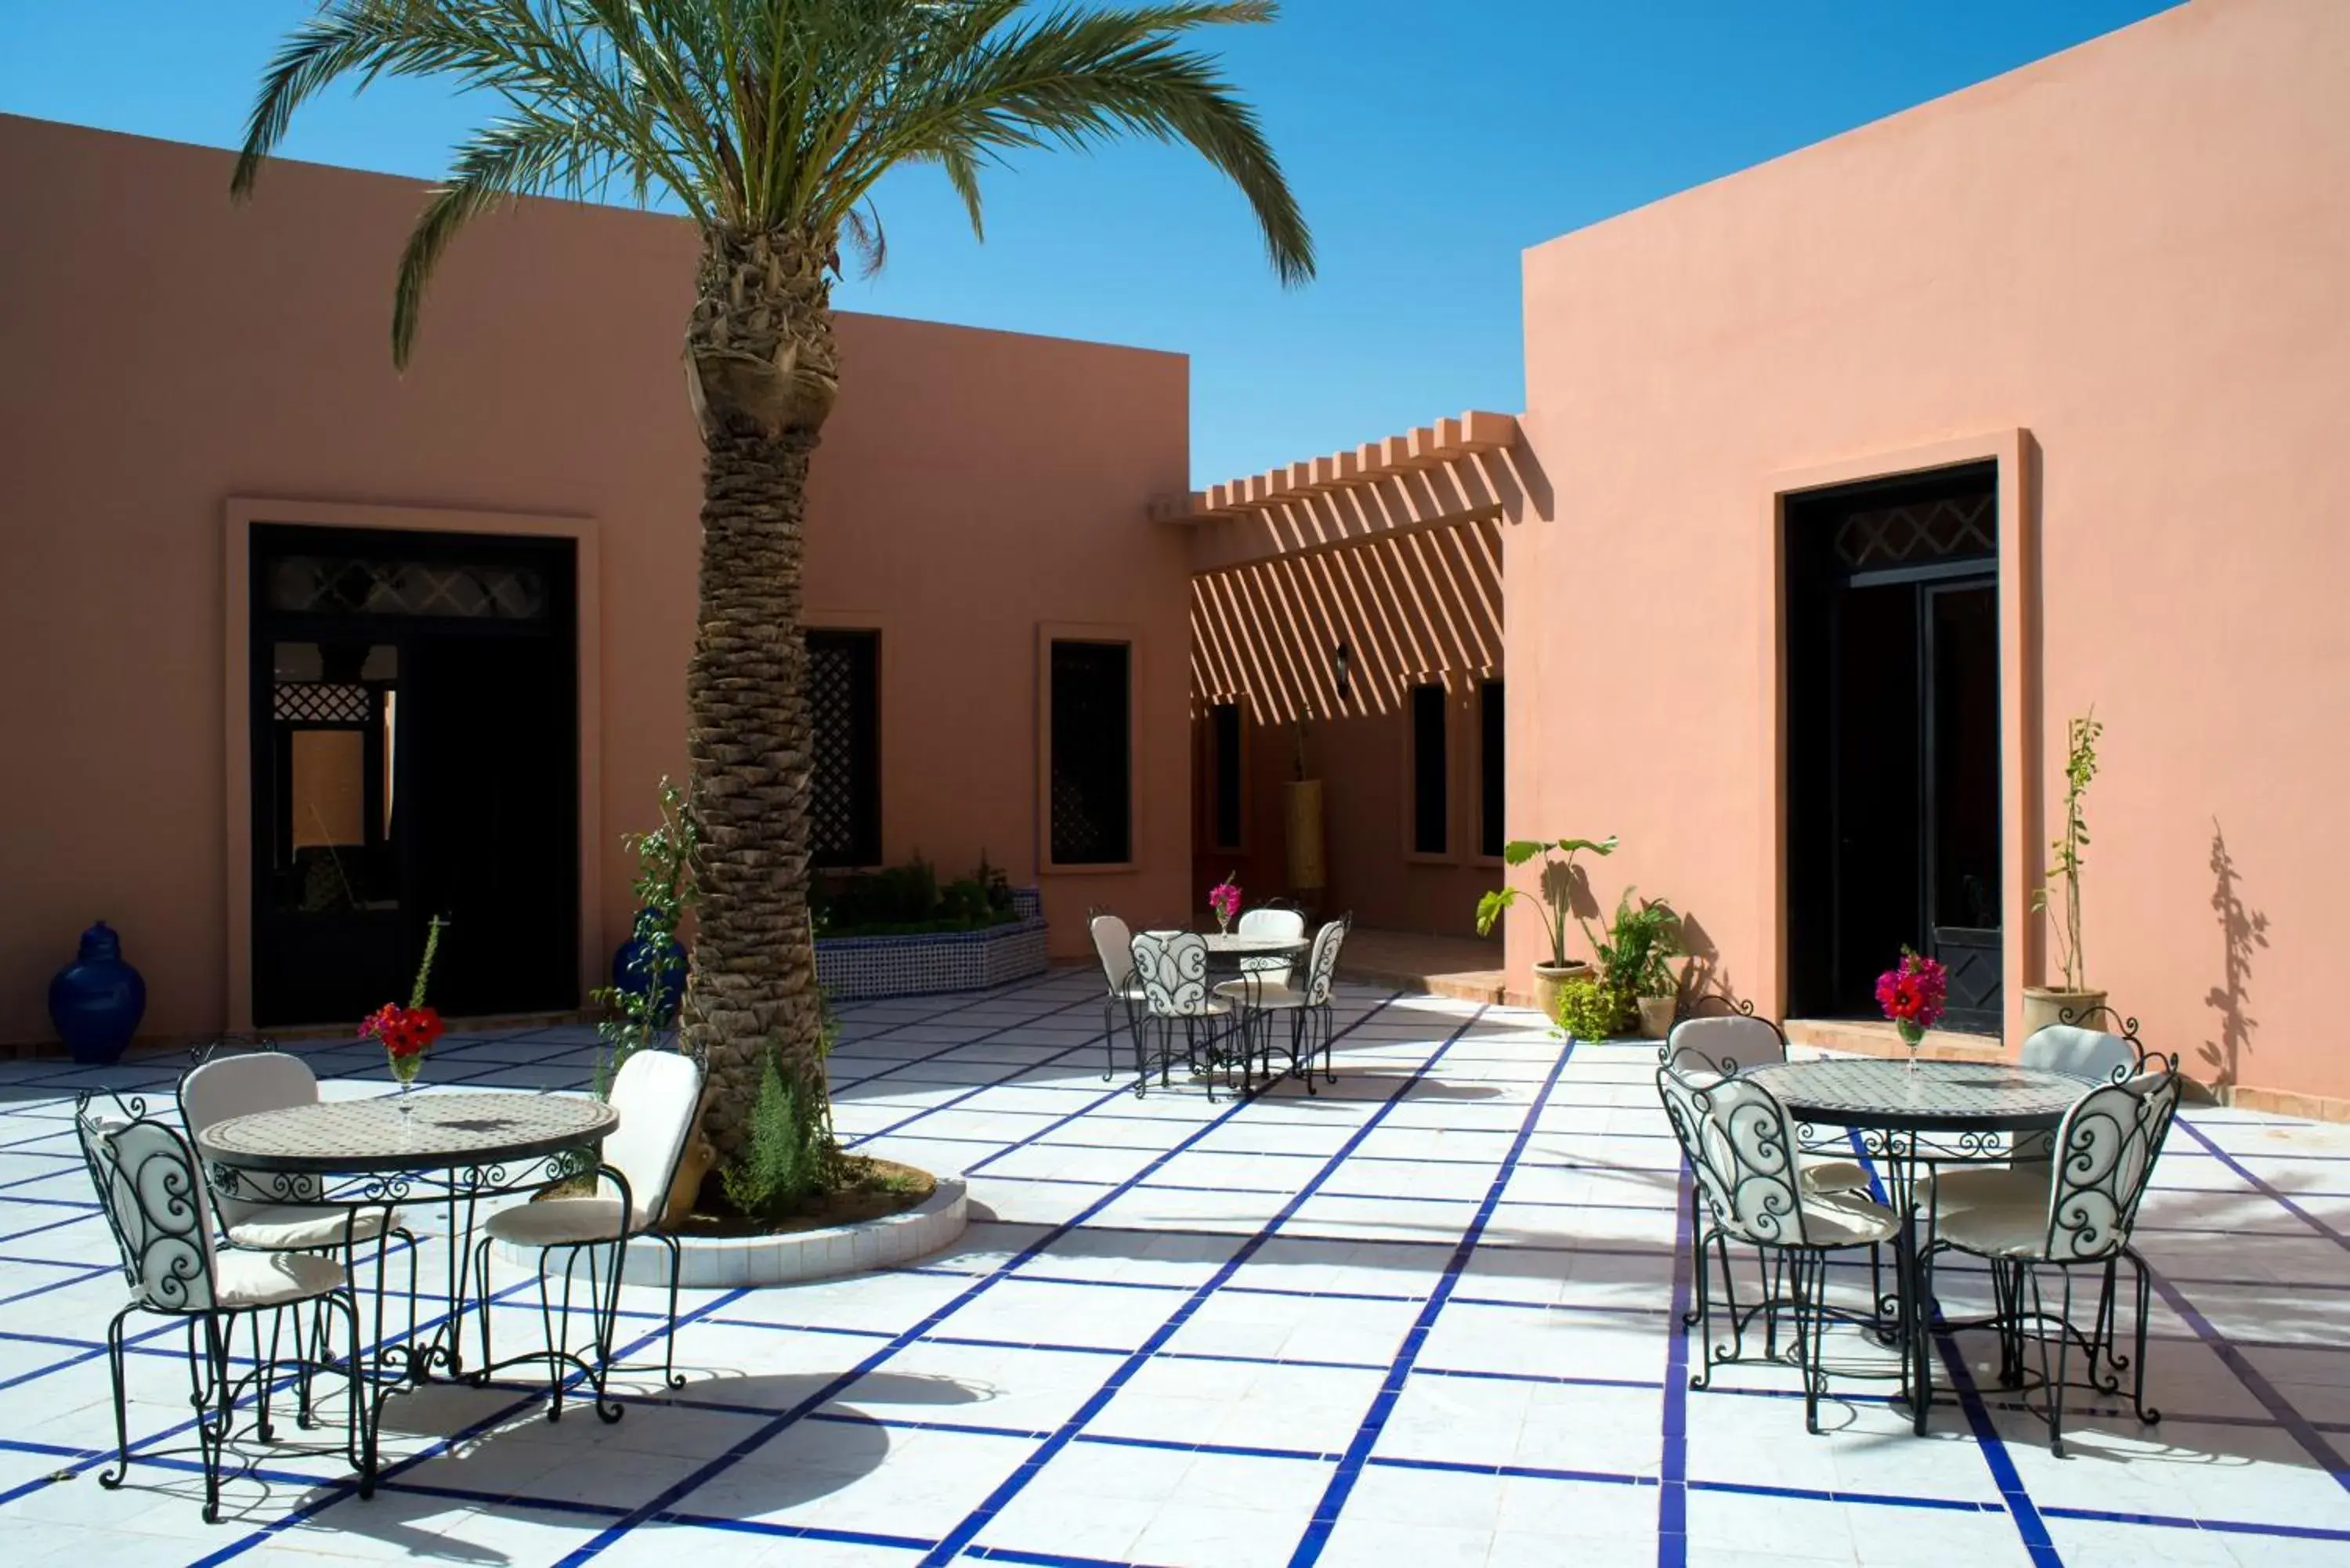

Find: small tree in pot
<box><xmin>1477</xmin><ymin>835</ymin><xmax>1616</xmax><ymax>1024</ymax></box>
<box><xmin>2026</xmin><ymin>710</ymin><xmax>2106</xmax><ymax>1035</ymax></box>
<box><xmin>1589</xmin><ymin>891</ymin><xmax>1682</xmax><ymax>1039</ymax></box>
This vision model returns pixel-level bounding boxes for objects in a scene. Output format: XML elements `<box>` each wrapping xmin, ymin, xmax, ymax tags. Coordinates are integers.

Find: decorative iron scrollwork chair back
<box><xmin>74</xmin><ymin>1091</ymin><xmax>367</xmax><ymax>1523</ymax></box>
<box><xmin>1128</xmin><ymin>929</ymin><xmax>1241</xmax><ymax>1099</ymax></box>
<box><xmin>1929</xmin><ymin>1055</ymin><xmax>2183</xmax><ymax>1454</ymax></box>
<box><xmin>1655</xmin><ymin>1061</ymin><xmax>1898</xmax><ymax>1433</ymax></box>
<box><xmin>1660</xmin><ymin>1007</ymin><xmax>1871</xmax><ymax>1330</ymax></box>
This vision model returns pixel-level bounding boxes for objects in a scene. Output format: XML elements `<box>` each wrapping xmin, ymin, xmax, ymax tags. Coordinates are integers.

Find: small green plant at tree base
<box><xmin>2032</xmin><ymin>709</ymin><xmax>2102</xmax><ymax>992</ymax></box>
<box><xmin>591</xmin><ymin>779</ymin><xmax>699</xmax><ymax>1098</ymax></box>
<box><xmin>1476</xmin><ymin>836</ymin><xmax>1619</xmax><ymax>966</ymax></box>
<box><xmin>721</xmin><ymin>1026</ymin><xmax>844</xmax><ymax>1220</ymax></box>
<box><xmin>1553</xmin><ymin>975</ymin><xmax>1625</xmax><ymax>1041</ymax></box>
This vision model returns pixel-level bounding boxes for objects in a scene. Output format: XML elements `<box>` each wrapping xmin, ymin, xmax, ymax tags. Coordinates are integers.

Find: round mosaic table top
<box><xmin>1743</xmin><ymin>1058</ymin><xmax>2092</xmax><ymax>1133</ymax></box>
<box><xmin>1200</xmin><ymin>932</ymin><xmax>1310</xmax><ymax>958</ymax></box>
<box><xmin>198</xmin><ymin>1092</ymin><xmax>616</xmax><ymax>1175</ymax></box>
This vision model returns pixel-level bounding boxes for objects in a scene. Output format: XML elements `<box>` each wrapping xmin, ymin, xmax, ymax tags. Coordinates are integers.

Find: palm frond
<box><xmin>235</xmin><ymin>0</ymin><xmax>1315</xmax><ymax>364</ymax></box>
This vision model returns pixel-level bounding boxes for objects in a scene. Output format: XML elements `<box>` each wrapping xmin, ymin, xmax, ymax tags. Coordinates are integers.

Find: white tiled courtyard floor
<box><xmin>3</xmin><ymin>969</ymin><xmax>2348</xmax><ymax>1567</ymax></box>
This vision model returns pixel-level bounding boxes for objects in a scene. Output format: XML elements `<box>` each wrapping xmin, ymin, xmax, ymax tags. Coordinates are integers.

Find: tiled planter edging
<box><xmin>496</xmin><ymin>1176</ymin><xmax>968</xmax><ymax>1288</ymax></box>
<box><xmin>815</xmin><ymin>887</ymin><xmax>1047</xmax><ymax>1001</ymax></box>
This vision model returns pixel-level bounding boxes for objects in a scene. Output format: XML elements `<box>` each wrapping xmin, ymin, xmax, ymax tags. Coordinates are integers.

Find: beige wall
<box><xmin>1512</xmin><ymin>0</ymin><xmax>2350</xmax><ymax>1097</ymax></box>
<box><xmin>0</xmin><ymin>114</ymin><xmax>1191</xmax><ymax>1044</ymax></box>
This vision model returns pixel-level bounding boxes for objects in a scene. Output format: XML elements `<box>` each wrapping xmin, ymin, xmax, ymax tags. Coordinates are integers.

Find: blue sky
<box><xmin>1</xmin><ymin>1</ymin><xmax>2179</xmax><ymax>485</ymax></box>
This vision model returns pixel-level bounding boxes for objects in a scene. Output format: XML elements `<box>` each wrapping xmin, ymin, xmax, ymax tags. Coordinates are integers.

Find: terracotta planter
<box><xmin>1532</xmin><ymin>961</ymin><xmax>1592</xmax><ymax>1024</ymax></box>
<box><xmin>2023</xmin><ymin>986</ymin><xmax>2109</xmax><ymax>1039</ymax></box>
<box><xmin>1636</xmin><ymin>996</ymin><xmax>1676</xmax><ymax>1040</ymax></box>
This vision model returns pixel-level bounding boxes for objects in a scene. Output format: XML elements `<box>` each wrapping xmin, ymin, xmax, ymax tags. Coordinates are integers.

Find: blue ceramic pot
<box><xmin>611</xmin><ymin>907</ymin><xmax>686</xmax><ymax>1024</ymax></box>
<box><xmin>49</xmin><ymin>921</ymin><xmax>147</xmax><ymax>1065</ymax></box>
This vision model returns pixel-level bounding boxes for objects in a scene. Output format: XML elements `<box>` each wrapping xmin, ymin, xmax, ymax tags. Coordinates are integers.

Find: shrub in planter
<box><xmin>1553</xmin><ymin>975</ymin><xmax>1628</xmax><ymax>1042</ymax></box>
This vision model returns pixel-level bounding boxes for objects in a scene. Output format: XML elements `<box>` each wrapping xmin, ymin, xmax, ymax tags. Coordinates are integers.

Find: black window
<box><xmin>1050</xmin><ymin>640</ymin><xmax>1133</xmax><ymax>865</ymax></box>
<box><xmin>1209</xmin><ymin>702</ymin><xmax>1242</xmax><ymax>851</ymax></box>
<box><xmin>1479</xmin><ymin>679</ymin><xmax>1505</xmax><ymax>859</ymax></box>
<box><xmin>1411</xmin><ymin>681</ymin><xmax>1448</xmax><ymax>855</ymax></box>
<box><xmin>808</xmin><ymin>629</ymin><xmax>881</xmax><ymax>868</ymax></box>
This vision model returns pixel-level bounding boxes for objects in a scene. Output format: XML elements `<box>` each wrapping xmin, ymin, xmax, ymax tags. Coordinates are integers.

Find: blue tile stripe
<box><xmin>536</xmin><ymin>992</ymin><xmax>1421</xmax><ymax>1568</ymax></box>
<box><xmin>1286</xmin><ymin>1035</ymin><xmax>1578</xmax><ymax>1566</ymax></box>
<box><xmin>910</xmin><ymin>1006</ymin><xmax>1497</xmax><ymax>1568</ymax></box>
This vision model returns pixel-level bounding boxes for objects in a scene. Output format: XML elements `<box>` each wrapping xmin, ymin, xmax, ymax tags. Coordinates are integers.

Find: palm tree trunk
<box><xmin>680</xmin><ymin>230</ymin><xmax>840</xmax><ymax>1160</ymax></box>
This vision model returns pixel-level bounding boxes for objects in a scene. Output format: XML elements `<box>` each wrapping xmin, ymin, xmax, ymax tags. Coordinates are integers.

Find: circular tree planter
<box><xmin>494</xmin><ymin>1175</ymin><xmax>968</xmax><ymax>1289</ymax></box>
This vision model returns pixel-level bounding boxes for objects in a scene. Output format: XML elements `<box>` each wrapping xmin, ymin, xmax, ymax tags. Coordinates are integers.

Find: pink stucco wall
<box><xmin>0</xmin><ymin>114</ymin><xmax>1191</xmax><ymax>1045</ymax></box>
<box><xmin>1511</xmin><ymin>0</ymin><xmax>2350</xmax><ymax>1099</ymax></box>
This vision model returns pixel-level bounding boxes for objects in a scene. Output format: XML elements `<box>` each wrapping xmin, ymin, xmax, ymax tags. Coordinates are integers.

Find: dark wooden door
<box><xmin>251</xmin><ymin>527</ymin><xmax>576</xmax><ymax>1027</ymax></box>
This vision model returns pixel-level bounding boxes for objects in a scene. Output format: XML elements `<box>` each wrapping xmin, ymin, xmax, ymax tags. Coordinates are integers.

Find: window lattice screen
<box><xmin>266</xmin><ymin>556</ymin><xmax>548</xmax><ymax>620</ymax></box>
<box><xmin>1834</xmin><ymin>494</ymin><xmax>1996</xmax><ymax>569</ymax></box>
<box><xmin>272</xmin><ymin>682</ymin><xmax>372</xmax><ymax>724</ymax></box>
<box><xmin>1050</xmin><ymin>641</ymin><xmax>1132</xmax><ymax>865</ymax></box>
<box><xmin>808</xmin><ymin>630</ymin><xmax>880</xmax><ymax>868</ymax></box>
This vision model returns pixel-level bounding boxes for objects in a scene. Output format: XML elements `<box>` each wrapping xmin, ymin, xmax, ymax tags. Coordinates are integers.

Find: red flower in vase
<box><xmin>1874</xmin><ymin>949</ymin><xmax>1950</xmax><ymax>1031</ymax></box>
<box><xmin>359</xmin><ymin>919</ymin><xmax>451</xmax><ymax>1064</ymax></box>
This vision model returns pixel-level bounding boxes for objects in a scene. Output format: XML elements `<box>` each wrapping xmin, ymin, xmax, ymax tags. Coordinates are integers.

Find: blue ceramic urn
<box><xmin>49</xmin><ymin>921</ymin><xmax>147</xmax><ymax>1065</ymax></box>
<box><xmin>611</xmin><ymin>907</ymin><xmax>686</xmax><ymax>1024</ymax></box>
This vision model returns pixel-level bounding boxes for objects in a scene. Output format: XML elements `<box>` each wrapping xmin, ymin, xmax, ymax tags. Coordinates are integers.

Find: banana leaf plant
<box><xmin>1475</xmin><ymin>836</ymin><xmax>1618</xmax><ymax>969</ymax></box>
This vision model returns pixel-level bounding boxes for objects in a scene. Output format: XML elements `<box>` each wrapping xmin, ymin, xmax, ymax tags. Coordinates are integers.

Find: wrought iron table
<box><xmin>1200</xmin><ymin>931</ymin><xmax>1310</xmax><ymax>966</ymax></box>
<box><xmin>1741</xmin><ymin>1057</ymin><xmax>2089</xmax><ymax>1433</ymax></box>
<box><xmin>198</xmin><ymin>1091</ymin><xmax>617</xmax><ymax>1486</ymax></box>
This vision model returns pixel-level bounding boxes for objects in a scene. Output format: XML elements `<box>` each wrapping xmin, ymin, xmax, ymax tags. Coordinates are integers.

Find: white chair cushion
<box><xmin>226</xmin><ymin>1204</ymin><xmax>392</xmax><ymax>1252</ymax></box>
<box><xmin>1213</xmin><ymin>978</ymin><xmax>1310</xmax><ymax>1010</ymax></box>
<box><xmin>1799</xmin><ymin>1190</ymin><xmax>1900</xmax><ymax>1248</ymax></box>
<box><xmin>1798</xmin><ymin>1159</ymin><xmax>1871</xmax><ymax>1196</ymax></box>
<box><xmin>211</xmin><ymin>1249</ymin><xmax>347</xmax><ymax>1310</ymax></box>
<box><xmin>602</xmin><ymin>1051</ymin><xmax>703</xmax><ymax>1227</ymax></box>
<box><xmin>485</xmin><ymin>1195</ymin><xmax>628</xmax><ymax>1248</ymax></box>
<box><xmin>1936</xmin><ymin>1187</ymin><xmax>2055</xmax><ymax>1258</ymax></box>
<box><xmin>1929</xmin><ymin>1164</ymin><xmax>2052</xmax><ymax>1216</ymax></box>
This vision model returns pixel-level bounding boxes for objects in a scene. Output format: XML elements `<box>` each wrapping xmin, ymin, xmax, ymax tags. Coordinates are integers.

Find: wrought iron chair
<box><xmin>1932</xmin><ymin>1013</ymin><xmax>2146</xmax><ymax>1205</ymax></box>
<box><xmin>1129</xmin><ymin>929</ymin><xmax>1246</xmax><ymax>1100</ymax></box>
<box><xmin>1235</xmin><ymin>902</ymin><xmax>1307</xmax><ymax>991</ymax></box>
<box><xmin>1657</xmin><ymin>1059</ymin><xmax>1900</xmax><ymax>1433</ymax></box>
<box><xmin>475</xmin><ymin>1048</ymin><xmax>702</xmax><ymax>1418</ymax></box>
<box><xmin>1925</xmin><ymin>1055</ymin><xmax>2182</xmax><ymax>1454</ymax></box>
<box><xmin>1087</xmin><ymin>910</ymin><xmax>1148</xmax><ymax>1083</ymax></box>
<box><xmin>1217</xmin><ymin>912</ymin><xmax>1350</xmax><ymax>1093</ymax></box>
<box><xmin>178</xmin><ymin>1046</ymin><xmax>419</xmax><ymax>1417</ymax></box>
<box><xmin>75</xmin><ymin>1092</ymin><xmax>369</xmax><ymax>1522</ymax></box>
<box><xmin>1661</xmin><ymin>1008</ymin><xmax>1874</xmax><ymax>1330</ymax></box>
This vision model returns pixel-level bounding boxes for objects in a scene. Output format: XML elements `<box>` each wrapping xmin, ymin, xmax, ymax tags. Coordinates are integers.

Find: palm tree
<box><xmin>233</xmin><ymin>1</ymin><xmax>1313</xmax><ymax>1160</ymax></box>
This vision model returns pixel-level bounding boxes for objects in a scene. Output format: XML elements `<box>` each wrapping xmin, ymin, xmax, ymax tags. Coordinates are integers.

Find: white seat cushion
<box><xmin>1936</xmin><ymin>1184</ymin><xmax>2055</xmax><ymax>1258</ymax></box>
<box><xmin>1213</xmin><ymin>978</ymin><xmax>1310</xmax><ymax>1009</ymax></box>
<box><xmin>212</xmin><ymin>1249</ymin><xmax>347</xmax><ymax>1310</ymax></box>
<box><xmin>485</xmin><ymin>1195</ymin><xmax>630</xmax><ymax>1248</ymax></box>
<box><xmin>1797</xmin><ymin>1190</ymin><xmax>1900</xmax><ymax>1248</ymax></box>
<box><xmin>226</xmin><ymin>1204</ymin><xmax>392</xmax><ymax>1252</ymax></box>
<box><xmin>1929</xmin><ymin>1164</ymin><xmax>2054</xmax><ymax>1240</ymax></box>
<box><xmin>1798</xmin><ymin>1159</ymin><xmax>1871</xmax><ymax>1196</ymax></box>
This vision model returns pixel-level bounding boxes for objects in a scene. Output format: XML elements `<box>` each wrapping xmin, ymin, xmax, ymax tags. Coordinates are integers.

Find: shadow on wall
<box><xmin>2200</xmin><ymin>819</ymin><xmax>2268</xmax><ymax>1091</ymax></box>
<box><xmin>1669</xmin><ymin>910</ymin><xmax>1742</xmax><ymax>1016</ymax></box>
<box><xmin>1189</xmin><ymin>517</ymin><xmax>1504</xmax><ymax>720</ymax></box>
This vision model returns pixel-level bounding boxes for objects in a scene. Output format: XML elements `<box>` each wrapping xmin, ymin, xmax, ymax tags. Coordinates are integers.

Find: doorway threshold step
<box><xmin>1784</xmin><ymin>1017</ymin><xmax>2003</xmax><ymax>1060</ymax></box>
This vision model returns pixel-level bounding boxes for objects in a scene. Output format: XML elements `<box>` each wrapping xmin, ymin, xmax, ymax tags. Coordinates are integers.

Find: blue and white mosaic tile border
<box><xmin>818</xmin><ymin>887</ymin><xmax>1050</xmax><ymax>1001</ymax></box>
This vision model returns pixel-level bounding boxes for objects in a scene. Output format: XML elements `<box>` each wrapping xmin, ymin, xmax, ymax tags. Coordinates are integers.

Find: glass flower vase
<box><xmin>389</xmin><ymin>1050</ymin><xmax>423</xmax><ymax>1125</ymax></box>
<box><xmin>1896</xmin><ymin>1020</ymin><xmax>1926</xmax><ymax>1074</ymax></box>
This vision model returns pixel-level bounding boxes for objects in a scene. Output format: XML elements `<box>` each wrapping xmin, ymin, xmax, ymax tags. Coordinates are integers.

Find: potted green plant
<box><xmin>1590</xmin><ymin>890</ymin><xmax>1682</xmax><ymax>1039</ymax></box>
<box><xmin>2026</xmin><ymin>709</ymin><xmax>2107</xmax><ymax>1035</ymax></box>
<box><xmin>1477</xmin><ymin>835</ymin><xmax>1617</xmax><ymax>1024</ymax></box>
